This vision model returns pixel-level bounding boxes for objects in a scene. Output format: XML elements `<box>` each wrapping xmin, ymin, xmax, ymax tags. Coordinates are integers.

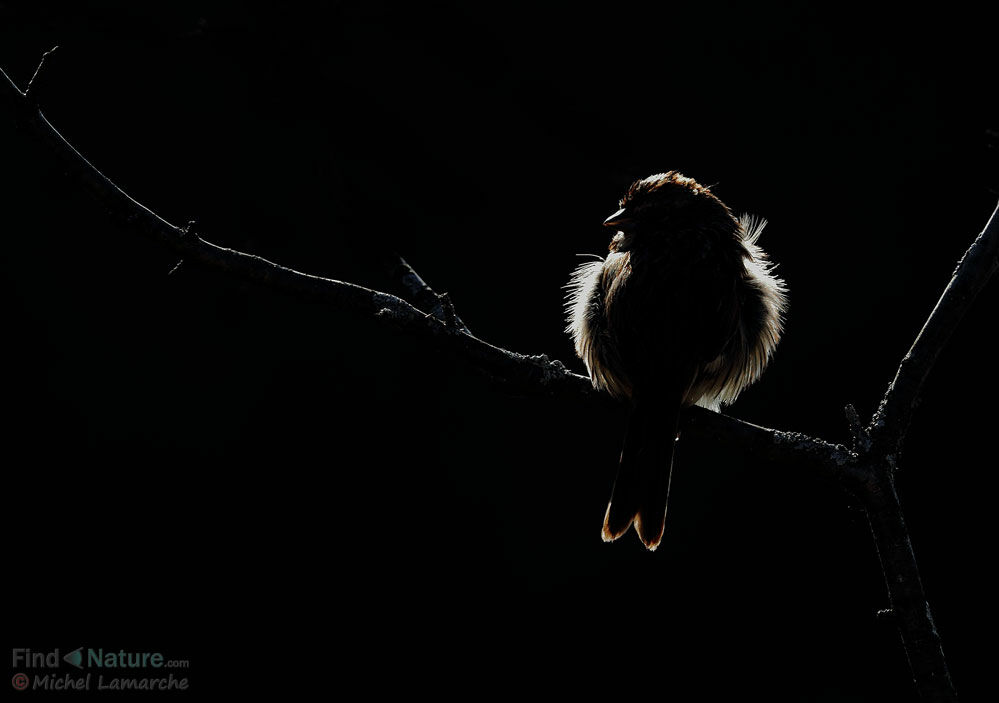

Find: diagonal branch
<box><xmin>0</xmin><ymin>58</ymin><xmax>856</xmax><ymax>484</ymax></box>
<box><xmin>0</xmin><ymin>62</ymin><xmax>587</xmax><ymax>399</ymax></box>
<box><xmin>869</xmin><ymin>201</ymin><xmax>999</xmax><ymax>453</ymax></box>
<box><xmin>851</xmin><ymin>203</ymin><xmax>999</xmax><ymax>703</ymax></box>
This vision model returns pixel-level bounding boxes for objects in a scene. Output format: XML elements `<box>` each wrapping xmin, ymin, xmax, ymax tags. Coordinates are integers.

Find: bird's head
<box><xmin>604</xmin><ymin>171</ymin><xmax>736</xmax><ymax>252</ymax></box>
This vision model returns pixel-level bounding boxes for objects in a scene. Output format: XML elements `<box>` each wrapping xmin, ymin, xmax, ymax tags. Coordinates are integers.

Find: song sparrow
<box><xmin>566</xmin><ymin>172</ymin><xmax>787</xmax><ymax>550</ymax></box>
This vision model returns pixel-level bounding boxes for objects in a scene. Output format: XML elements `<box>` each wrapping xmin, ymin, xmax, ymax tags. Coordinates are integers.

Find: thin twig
<box><xmin>24</xmin><ymin>45</ymin><xmax>58</xmax><ymax>102</ymax></box>
<box><xmin>384</xmin><ymin>254</ymin><xmax>471</xmax><ymax>333</ymax></box>
<box><xmin>845</xmin><ymin>403</ymin><xmax>873</xmax><ymax>453</ymax></box>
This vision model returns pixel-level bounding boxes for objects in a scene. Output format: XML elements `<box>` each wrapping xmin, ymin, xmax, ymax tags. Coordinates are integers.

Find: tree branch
<box><xmin>869</xmin><ymin>201</ymin><xmax>999</xmax><ymax>453</ymax></box>
<box><xmin>850</xmin><ymin>200</ymin><xmax>997</xmax><ymax>699</ymax></box>
<box><xmin>384</xmin><ymin>254</ymin><xmax>471</xmax><ymax>334</ymax></box>
<box><xmin>0</xmin><ymin>58</ymin><xmax>839</xmax><ymax>453</ymax></box>
<box><xmin>684</xmin><ymin>409</ymin><xmax>864</xmax><ymax>488</ymax></box>
<box><xmin>865</xmin><ymin>469</ymin><xmax>956</xmax><ymax>701</ymax></box>
<box><xmin>0</xmin><ymin>62</ymin><xmax>587</xmax><ymax>399</ymax></box>
<box><xmin>5</xmin><ymin>53</ymin><xmax>995</xmax><ymax>701</ymax></box>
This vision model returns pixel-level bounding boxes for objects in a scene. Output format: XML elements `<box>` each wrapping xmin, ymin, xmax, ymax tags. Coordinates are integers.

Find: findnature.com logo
<box><xmin>11</xmin><ymin>647</ymin><xmax>190</xmax><ymax>692</ymax></box>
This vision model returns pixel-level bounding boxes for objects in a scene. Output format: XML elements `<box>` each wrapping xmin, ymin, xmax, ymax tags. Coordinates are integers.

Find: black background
<box><xmin>3</xmin><ymin>1</ymin><xmax>997</xmax><ymax>700</ymax></box>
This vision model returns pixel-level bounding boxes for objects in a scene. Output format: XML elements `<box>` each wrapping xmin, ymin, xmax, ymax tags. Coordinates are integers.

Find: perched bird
<box><xmin>565</xmin><ymin>172</ymin><xmax>787</xmax><ymax>550</ymax></box>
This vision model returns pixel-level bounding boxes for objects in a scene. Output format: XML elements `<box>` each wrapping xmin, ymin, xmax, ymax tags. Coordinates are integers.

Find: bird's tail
<box><xmin>601</xmin><ymin>400</ymin><xmax>680</xmax><ymax>551</ymax></box>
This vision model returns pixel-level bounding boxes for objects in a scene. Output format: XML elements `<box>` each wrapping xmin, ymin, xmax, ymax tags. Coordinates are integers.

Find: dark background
<box><xmin>3</xmin><ymin>1</ymin><xmax>997</xmax><ymax>699</ymax></box>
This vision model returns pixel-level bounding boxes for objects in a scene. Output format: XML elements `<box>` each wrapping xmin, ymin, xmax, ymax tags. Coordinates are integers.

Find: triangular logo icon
<box><xmin>63</xmin><ymin>647</ymin><xmax>83</xmax><ymax>669</ymax></box>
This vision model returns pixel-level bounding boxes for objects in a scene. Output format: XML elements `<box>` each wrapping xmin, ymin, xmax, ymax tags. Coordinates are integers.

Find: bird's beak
<box><xmin>603</xmin><ymin>207</ymin><xmax>634</xmax><ymax>230</ymax></box>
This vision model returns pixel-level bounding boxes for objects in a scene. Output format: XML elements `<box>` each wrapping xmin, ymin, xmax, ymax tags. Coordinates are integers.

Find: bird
<box><xmin>565</xmin><ymin>171</ymin><xmax>787</xmax><ymax>550</ymax></box>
